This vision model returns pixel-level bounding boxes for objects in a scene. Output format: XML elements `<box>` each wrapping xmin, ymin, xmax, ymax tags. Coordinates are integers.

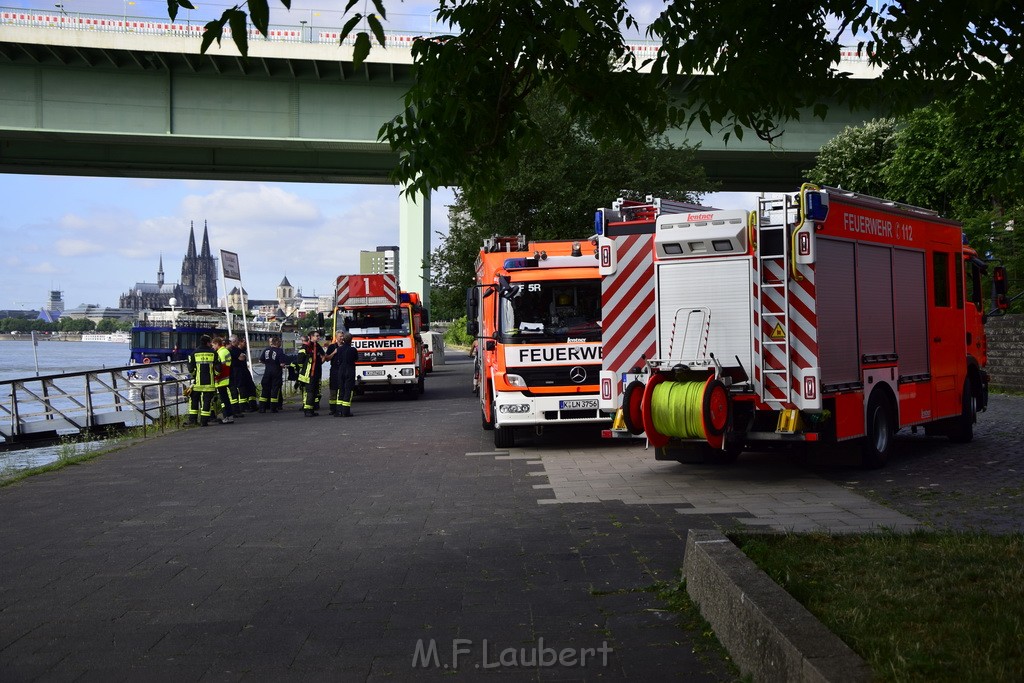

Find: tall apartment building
<box><xmin>359</xmin><ymin>246</ymin><xmax>399</xmax><ymax>278</ymax></box>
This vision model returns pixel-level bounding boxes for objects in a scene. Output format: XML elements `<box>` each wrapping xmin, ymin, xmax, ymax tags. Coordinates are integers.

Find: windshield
<box><xmin>340</xmin><ymin>306</ymin><xmax>410</xmax><ymax>335</ymax></box>
<box><xmin>498</xmin><ymin>279</ymin><xmax>601</xmax><ymax>343</ymax></box>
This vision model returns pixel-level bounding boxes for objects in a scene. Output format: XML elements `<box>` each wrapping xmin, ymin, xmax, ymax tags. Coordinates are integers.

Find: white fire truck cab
<box><xmin>605</xmin><ymin>185</ymin><xmax>1007</xmax><ymax>468</ymax></box>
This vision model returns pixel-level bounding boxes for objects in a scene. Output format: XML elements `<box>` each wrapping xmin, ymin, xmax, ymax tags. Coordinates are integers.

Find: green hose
<box><xmin>650</xmin><ymin>380</ymin><xmax>707</xmax><ymax>439</ymax></box>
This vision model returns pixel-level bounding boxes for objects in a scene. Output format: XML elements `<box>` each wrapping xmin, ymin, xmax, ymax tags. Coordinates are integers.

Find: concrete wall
<box><xmin>986</xmin><ymin>314</ymin><xmax>1024</xmax><ymax>392</ymax></box>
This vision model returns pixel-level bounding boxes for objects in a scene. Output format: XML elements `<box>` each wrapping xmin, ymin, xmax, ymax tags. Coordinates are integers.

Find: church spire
<box><xmin>158</xmin><ymin>253</ymin><xmax>164</xmax><ymax>287</ymax></box>
<box><xmin>186</xmin><ymin>221</ymin><xmax>197</xmax><ymax>259</ymax></box>
<box><xmin>201</xmin><ymin>221</ymin><xmax>212</xmax><ymax>259</ymax></box>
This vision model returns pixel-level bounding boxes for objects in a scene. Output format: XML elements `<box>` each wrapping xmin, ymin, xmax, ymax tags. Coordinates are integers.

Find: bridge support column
<box><xmin>398</xmin><ymin>186</ymin><xmax>431</xmax><ymax>308</ymax></box>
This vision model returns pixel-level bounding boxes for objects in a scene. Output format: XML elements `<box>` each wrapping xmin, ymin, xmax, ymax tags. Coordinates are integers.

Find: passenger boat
<box><xmin>127</xmin><ymin>308</ymin><xmax>296</xmax><ymax>368</ymax></box>
<box><xmin>80</xmin><ymin>331</ymin><xmax>131</xmax><ymax>343</ymax></box>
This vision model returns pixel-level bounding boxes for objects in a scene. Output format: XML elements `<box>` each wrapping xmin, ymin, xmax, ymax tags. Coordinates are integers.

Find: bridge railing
<box><xmin>0</xmin><ymin>5</ymin><xmax>872</xmax><ymax>61</ymax></box>
<box><xmin>0</xmin><ymin>361</ymin><xmax>190</xmax><ymax>447</ymax></box>
<box><xmin>0</xmin><ymin>6</ymin><xmax>438</xmax><ymax>46</ymax></box>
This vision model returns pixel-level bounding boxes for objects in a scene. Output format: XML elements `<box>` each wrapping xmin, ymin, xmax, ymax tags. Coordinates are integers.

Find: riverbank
<box><xmin>0</xmin><ymin>333</ymin><xmax>85</xmax><ymax>342</ymax></box>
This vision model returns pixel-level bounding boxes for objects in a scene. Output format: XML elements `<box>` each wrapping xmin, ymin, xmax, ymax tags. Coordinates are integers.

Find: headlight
<box><xmin>498</xmin><ymin>403</ymin><xmax>531</xmax><ymax>414</ymax></box>
<box><xmin>505</xmin><ymin>373</ymin><xmax>527</xmax><ymax>388</ymax></box>
<box><xmin>400</xmin><ymin>368</ymin><xmax>414</xmax><ymax>376</ymax></box>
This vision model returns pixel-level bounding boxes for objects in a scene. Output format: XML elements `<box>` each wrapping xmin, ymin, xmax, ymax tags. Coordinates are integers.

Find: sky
<box><xmin>1</xmin><ymin>0</ymin><xmax>742</xmax><ymax>311</ymax></box>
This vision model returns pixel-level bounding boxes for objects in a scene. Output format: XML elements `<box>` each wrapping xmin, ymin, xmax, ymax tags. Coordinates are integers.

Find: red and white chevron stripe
<box><xmin>602</xmin><ymin>234</ymin><xmax>657</xmax><ymax>388</ymax></box>
<box><xmin>336</xmin><ymin>273</ymin><xmax>399</xmax><ymax>308</ymax></box>
<box><xmin>752</xmin><ymin>259</ymin><xmax>818</xmax><ymax>409</ymax></box>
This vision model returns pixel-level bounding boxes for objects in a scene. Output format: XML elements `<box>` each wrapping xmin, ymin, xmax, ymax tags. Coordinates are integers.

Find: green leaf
<box><xmin>353</xmin><ymin>32</ymin><xmax>371</xmax><ymax>67</ymax></box>
<box><xmin>280</xmin><ymin>0</ymin><xmax>290</xmax><ymax>9</ymax></box>
<box><xmin>249</xmin><ymin>0</ymin><xmax>269</xmax><ymax>37</ymax></box>
<box><xmin>177</xmin><ymin>0</ymin><xmax>195</xmax><ymax>9</ymax></box>
<box><xmin>574</xmin><ymin>7</ymin><xmax>595</xmax><ymax>34</ymax></box>
<box><xmin>559</xmin><ymin>28</ymin><xmax>578</xmax><ymax>54</ymax></box>
<box><xmin>167</xmin><ymin>0</ymin><xmax>178</xmax><ymax>22</ymax></box>
<box><xmin>344</xmin><ymin>0</ymin><xmax>359</xmax><ymax>12</ymax></box>
<box><xmin>367</xmin><ymin>14</ymin><xmax>386</xmax><ymax>47</ymax></box>
<box><xmin>341</xmin><ymin>14</ymin><xmax>361</xmax><ymax>41</ymax></box>
<box><xmin>226</xmin><ymin>9</ymin><xmax>249</xmax><ymax>57</ymax></box>
<box><xmin>200</xmin><ymin>18</ymin><xmax>223</xmax><ymax>54</ymax></box>
<box><xmin>371</xmin><ymin>0</ymin><xmax>387</xmax><ymax>21</ymax></box>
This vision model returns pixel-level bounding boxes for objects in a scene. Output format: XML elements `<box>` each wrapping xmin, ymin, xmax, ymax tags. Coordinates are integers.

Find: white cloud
<box><xmin>26</xmin><ymin>261</ymin><xmax>60</xmax><ymax>274</ymax></box>
<box><xmin>55</xmin><ymin>238</ymin><xmax>104</xmax><ymax>257</ymax></box>
<box><xmin>181</xmin><ymin>185</ymin><xmax>323</xmax><ymax>228</ymax></box>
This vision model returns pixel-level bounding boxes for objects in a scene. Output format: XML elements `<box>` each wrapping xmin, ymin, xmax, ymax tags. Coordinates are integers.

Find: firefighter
<box><xmin>211</xmin><ymin>336</ymin><xmax>235</xmax><ymax>424</ymax></box>
<box><xmin>326</xmin><ymin>332</ymin><xmax>358</xmax><ymax>417</ymax></box>
<box><xmin>298</xmin><ymin>330</ymin><xmax>325</xmax><ymax>416</ymax></box>
<box><xmin>257</xmin><ymin>336</ymin><xmax>288</xmax><ymax>413</ymax></box>
<box><xmin>187</xmin><ymin>335</ymin><xmax>217</xmax><ymax>426</ymax></box>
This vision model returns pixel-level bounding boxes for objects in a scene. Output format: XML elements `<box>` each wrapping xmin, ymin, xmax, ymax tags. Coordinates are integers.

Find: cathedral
<box><xmin>119</xmin><ymin>222</ymin><xmax>219</xmax><ymax>311</ymax></box>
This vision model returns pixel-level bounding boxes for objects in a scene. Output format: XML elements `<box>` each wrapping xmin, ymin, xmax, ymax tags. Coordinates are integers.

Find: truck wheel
<box><xmin>418</xmin><ymin>375</ymin><xmax>425</xmax><ymax>395</ymax></box>
<box><xmin>621</xmin><ymin>380</ymin><xmax>645</xmax><ymax>436</ymax></box>
<box><xmin>494</xmin><ymin>425</ymin><xmax>515</xmax><ymax>449</ymax></box>
<box><xmin>861</xmin><ymin>391</ymin><xmax>895</xmax><ymax>469</ymax></box>
<box><xmin>481</xmin><ymin>390</ymin><xmax>495</xmax><ymax>431</ymax></box>
<box><xmin>947</xmin><ymin>379</ymin><xmax>975</xmax><ymax>444</ymax></box>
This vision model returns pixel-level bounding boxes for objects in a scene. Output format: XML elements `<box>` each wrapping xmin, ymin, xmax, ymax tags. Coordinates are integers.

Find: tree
<box><xmin>177</xmin><ymin>1</ymin><xmax>1024</xmax><ymax>197</ymax></box>
<box><xmin>58</xmin><ymin>317</ymin><xmax>96</xmax><ymax>332</ymax></box>
<box><xmin>805</xmin><ymin>82</ymin><xmax>1024</xmax><ymax>302</ymax></box>
<box><xmin>428</xmin><ymin>90</ymin><xmax>713</xmax><ymax>320</ymax></box>
<box><xmin>805</xmin><ymin>118</ymin><xmax>899</xmax><ymax>197</ymax></box>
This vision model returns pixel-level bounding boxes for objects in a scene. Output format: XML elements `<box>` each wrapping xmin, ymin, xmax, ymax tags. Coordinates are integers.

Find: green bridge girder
<box><xmin>0</xmin><ymin>24</ymin><xmax>885</xmax><ymax>302</ymax></box>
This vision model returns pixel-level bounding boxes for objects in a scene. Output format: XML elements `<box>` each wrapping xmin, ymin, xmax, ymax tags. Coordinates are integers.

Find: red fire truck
<box><xmin>467</xmin><ymin>235</ymin><xmax>605</xmax><ymax>448</ymax></box>
<box><xmin>334</xmin><ymin>273</ymin><xmax>428</xmax><ymax>397</ymax></box>
<box><xmin>603</xmin><ymin>185</ymin><xmax>1008</xmax><ymax>468</ymax></box>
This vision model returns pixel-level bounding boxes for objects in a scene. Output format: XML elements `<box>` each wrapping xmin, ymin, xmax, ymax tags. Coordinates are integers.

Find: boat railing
<box><xmin>0</xmin><ymin>361</ymin><xmax>191</xmax><ymax>447</ymax></box>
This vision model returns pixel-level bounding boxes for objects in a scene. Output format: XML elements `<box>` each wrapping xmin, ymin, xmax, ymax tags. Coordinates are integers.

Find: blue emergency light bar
<box><xmin>503</xmin><ymin>257</ymin><xmax>539</xmax><ymax>269</ymax></box>
<box><xmin>400</xmin><ymin>293</ymin><xmax>411</xmax><ymax>303</ymax></box>
<box><xmin>594</xmin><ymin>208</ymin><xmax>605</xmax><ymax>236</ymax></box>
<box><xmin>805</xmin><ymin>190</ymin><xmax>829</xmax><ymax>221</ymax></box>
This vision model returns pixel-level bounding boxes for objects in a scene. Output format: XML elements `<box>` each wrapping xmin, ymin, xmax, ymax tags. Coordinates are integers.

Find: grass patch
<box><xmin>732</xmin><ymin>532</ymin><xmax>1024</xmax><ymax>682</ymax></box>
<box><xmin>0</xmin><ymin>420</ymin><xmax>179</xmax><ymax>487</ymax></box>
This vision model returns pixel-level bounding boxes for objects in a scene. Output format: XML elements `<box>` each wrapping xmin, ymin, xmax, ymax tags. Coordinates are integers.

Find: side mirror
<box><xmin>497</xmin><ymin>274</ymin><xmax>520</xmax><ymax>299</ymax></box>
<box><xmin>466</xmin><ymin>319</ymin><xmax>479</xmax><ymax>336</ymax></box>
<box><xmin>485</xmin><ymin>340</ymin><xmax>496</xmax><ymax>351</ymax></box>
<box><xmin>420</xmin><ymin>309</ymin><xmax>430</xmax><ymax>332</ymax></box>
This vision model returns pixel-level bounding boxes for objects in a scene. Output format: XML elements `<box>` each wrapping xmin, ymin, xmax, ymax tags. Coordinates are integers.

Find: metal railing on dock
<box><xmin>0</xmin><ymin>361</ymin><xmax>190</xmax><ymax>447</ymax></box>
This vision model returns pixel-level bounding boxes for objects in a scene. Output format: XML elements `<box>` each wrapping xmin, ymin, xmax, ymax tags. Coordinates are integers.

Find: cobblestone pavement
<box><xmin>810</xmin><ymin>392</ymin><xmax>1024</xmax><ymax>534</ymax></box>
<box><xmin>512</xmin><ymin>393</ymin><xmax>1024</xmax><ymax>535</ymax></box>
<box><xmin>504</xmin><ymin>444</ymin><xmax>921</xmax><ymax>534</ymax></box>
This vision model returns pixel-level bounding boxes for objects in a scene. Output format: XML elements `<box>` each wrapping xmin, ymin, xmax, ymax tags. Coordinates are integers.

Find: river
<box><xmin>1</xmin><ymin>340</ymin><xmax>135</xmax><ymax>477</ymax></box>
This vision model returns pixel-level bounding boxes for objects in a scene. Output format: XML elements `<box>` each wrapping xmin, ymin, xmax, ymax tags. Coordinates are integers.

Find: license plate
<box><xmin>559</xmin><ymin>399</ymin><xmax>598</xmax><ymax>410</ymax></box>
<box><xmin>363</xmin><ymin>369</ymin><xmax>386</xmax><ymax>376</ymax></box>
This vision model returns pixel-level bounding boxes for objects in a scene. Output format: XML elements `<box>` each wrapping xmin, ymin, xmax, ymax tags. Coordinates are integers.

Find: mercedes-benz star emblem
<box><xmin>569</xmin><ymin>366</ymin><xmax>587</xmax><ymax>383</ymax></box>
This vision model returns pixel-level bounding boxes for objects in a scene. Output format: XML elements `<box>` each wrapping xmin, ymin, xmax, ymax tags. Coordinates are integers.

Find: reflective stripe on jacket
<box><xmin>189</xmin><ymin>350</ymin><xmax>217</xmax><ymax>391</ymax></box>
<box><xmin>215</xmin><ymin>346</ymin><xmax>232</xmax><ymax>387</ymax></box>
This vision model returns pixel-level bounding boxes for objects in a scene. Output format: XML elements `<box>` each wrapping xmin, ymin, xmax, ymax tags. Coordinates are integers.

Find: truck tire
<box><xmin>494</xmin><ymin>425</ymin><xmax>515</xmax><ymax>449</ymax></box>
<box><xmin>947</xmin><ymin>379</ymin><xmax>975</xmax><ymax>444</ymax></box>
<box><xmin>482</xmin><ymin>389</ymin><xmax>494</xmax><ymax>431</ymax></box>
<box><xmin>418</xmin><ymin>374</ymin><xmax>425</xmax><ymax>395</ymax></box>
<box><xmin>861</xmin><ymin>391</ymin><xmax>895</xmax><ymax>469</ymax></box>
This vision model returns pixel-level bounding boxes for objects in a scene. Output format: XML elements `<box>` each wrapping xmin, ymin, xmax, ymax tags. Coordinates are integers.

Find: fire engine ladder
<box><xmin>754</xmin><ymin>196</ymin><xmax>799</xmax><ymax>404</ymax></box>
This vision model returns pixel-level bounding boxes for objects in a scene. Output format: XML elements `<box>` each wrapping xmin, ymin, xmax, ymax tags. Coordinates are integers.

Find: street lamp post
<box><xmin>299</xmin><ymin>19</ymin><xmax>307</xmax><ymax>42</ymax></box>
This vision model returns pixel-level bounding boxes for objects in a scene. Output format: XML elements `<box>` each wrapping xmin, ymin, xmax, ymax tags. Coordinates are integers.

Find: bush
<box><xmin>444</xmin><ymin>316</ymin><xmax>475</xmax><ymax>348</ymax></box>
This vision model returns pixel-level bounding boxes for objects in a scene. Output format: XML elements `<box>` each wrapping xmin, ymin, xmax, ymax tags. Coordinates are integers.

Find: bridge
<box><xmin>0</xmin><ymin>8</ymin><xmax>884</xmax><ymax>300</ymax></box>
